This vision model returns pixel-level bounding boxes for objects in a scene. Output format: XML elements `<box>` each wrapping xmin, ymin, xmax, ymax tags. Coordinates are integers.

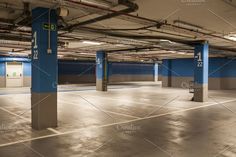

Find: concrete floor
<box><xmin>0</xmin><ymin>82</ymin><xmax>236</xmax><ymax>157</ymax></box>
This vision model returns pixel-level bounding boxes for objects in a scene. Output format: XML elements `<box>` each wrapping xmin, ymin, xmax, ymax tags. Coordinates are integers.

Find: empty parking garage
<box><xmin>0</xmin><ymin>0</ymin><xmax>236</xmax><ymax>157</ymax></box>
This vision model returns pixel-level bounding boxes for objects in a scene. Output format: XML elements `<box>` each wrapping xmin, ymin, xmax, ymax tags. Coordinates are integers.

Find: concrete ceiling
<box><xmin>0</xmin><ymin>0</ymin><xmax>235</xmax><ymax>62</ymax></box>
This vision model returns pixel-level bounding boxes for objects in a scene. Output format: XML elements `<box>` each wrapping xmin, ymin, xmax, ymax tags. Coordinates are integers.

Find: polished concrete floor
<box><xmin>0</xmin><ymin>82</ymin><xmax>236</xmax><ymax>157</ymax></box>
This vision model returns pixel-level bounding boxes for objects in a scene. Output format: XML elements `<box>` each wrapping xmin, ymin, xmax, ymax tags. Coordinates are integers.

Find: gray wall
<box><xmin>23</xmin><ymin>76</ymin><xmax>31</xmax><ymax>87</ymax></box>
<box><xmin>59</xmin><ymin>75</ymin><xmax>95</xmax><ymax>84</ymax></box>
<box><xmin>109</xmin><ymin>74</ymin><xmax>154</xmax><ymax>83</ymax></box>
<box><xmin>0</xmin><ymin>77</ymin><xmax>5</xmax><ymax>88</ymax></box>
<box><xmin>162</xmin><ymin>76</ymin><xmax>236</xmax><ymax>90</ymax></box>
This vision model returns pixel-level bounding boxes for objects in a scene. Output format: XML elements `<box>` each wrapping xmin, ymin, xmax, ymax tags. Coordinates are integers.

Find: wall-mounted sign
<box><xmin>195</xmin><ymin>52</ymin><xmax>203</xmax><ymax>68</ymax></box>
<box><xmin>32</xmin><ymin>31</ymin><xmax>38</xmax><ymax>60</ymax></box>
<box><xmin>43</xmin><ymin>23</ymin><xmax>56</xmax><ymax>31</ymax></box>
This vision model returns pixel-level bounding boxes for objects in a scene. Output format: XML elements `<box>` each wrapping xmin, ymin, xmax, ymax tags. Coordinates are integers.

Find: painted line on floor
<box><xmin>97</xmin><ymin>98</ymin><xmax>236</xmax><ymax>127</ymax></box>
<box><xmin>0</xmin><ymin>106</ymin><xmax>61</xmax><ymax>134</ymax></box>
<box><xmin>0</xmin><ymin>98</ymin><xmax>236</xmax><ymax>148</ymax></box>
<box><xmin>0</xmin><ymin>106</ymin><xmax>30</xmax><ymax>122</ymax></box>
<box><xmin>47</xmin><ymin>128</ymin><xmax>61</xmax><ymax>134</ymax></box>
<box><xmin>99</xmin><ymin>110</ymin><xmax>140</xmax><ymax>119</ymax></box>
<box><xmin>0</xmin><ymin>85</ymin><xmax>141</xmax><ymax>96</ymax></box>
<box><xmin>59</xmin><ymin>100</ymin><xmax>140</xmax><ymax>119</ymax></box>
<box><xmin>70</xmin><ymin>93</ymin><xmax>181</xmax><ymax>109</ymax></box>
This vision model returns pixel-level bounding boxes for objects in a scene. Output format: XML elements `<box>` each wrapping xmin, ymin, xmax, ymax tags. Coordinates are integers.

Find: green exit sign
<box><xmin>43</xmin><ymin>23</ymin><xmax>56</xmax><ymax>31</ymax></box>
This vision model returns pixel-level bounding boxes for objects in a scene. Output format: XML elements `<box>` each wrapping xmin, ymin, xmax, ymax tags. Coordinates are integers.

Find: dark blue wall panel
<box><xmin>58</xmin><ymin>60</ymin><xmax>96</xmax><ymax>75</ymax></box>
<box><xmin>110</xmin><ymin>62</ymin><xmax>154</xmax><ymax>75</ymax></box>
<box><xmin>209</xmin><ymin>58</ymin><xmax>236</xmax><ymax>77</ymax></box>
<box><xmin>0</xmin><ymin>57</ymin><xmax>30</xmax><ymax>62</ymax></box>
<box><xmin>158</xmin><ymin>64</ymin><xmax>162</xmax><ymax>75</ymax></box>
<box><xmin>23</xmin><ymin>62</ymin><xmax>31</xmax><ymax>76</ymax></box>
<box><xmin>162</xmin><ymin>59</ymin><xmax>194</xmax><ymax>77</ymax></box>
<box><xmin>0</xmin><ymin>62</ymin><xmax>5</xmax><ymax>76</ymax></box>
<box><xmin>58</xmin><ymin>61</ymin><xmax>154</xmax><ymax>76</ymax></box>
<box><xmin>162</xmin><ymin>58</ymin><xmax>236</xmax><ymax>78</ymax></box>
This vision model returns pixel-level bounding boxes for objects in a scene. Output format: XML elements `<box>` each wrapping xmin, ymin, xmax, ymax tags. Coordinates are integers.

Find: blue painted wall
<box><xmin>209</xmin><ymin>58</ymin><xmax>236</xmax><ymax>77</ymax></box>
<box><xmin>0</xmin><ymin>57</ymin><xmax>30</xmax><ymax>62</ymax></box>
<box><xmin>162</xmin><ymin>59</ymin><xmax>193</xmax><ymax>77</ymax></box>
<box><xmin>109</xmin><ymin>62</ymin><xmax>154</xmax><ymax>76</ymax></box>
<box><xmin>23</xmin><ymin>62</ymin><xmax>31</xmax><ymax>76</ymax></box>
<box><xmin>0</xmin><ymin>58</ymin><xmax>154</xmax><ymax>78</ymax></box>
<box><xmin>0</xmin><ymin>62</ymin><xmax>5</xmax><ymax>76</ymax></box>
<box><xmin>58</xmin><ymin>60</ymin><xmax>95</xmax><ymax>75</ymax></box>
<box><xmin>58</xmin><ymin>61</ymin><xmax>154</xmax><ymax>84</ymax></box>
<box><xmin>2</xmin><ymin>57</ymin><xmax>236</xmax><ymax>80</ymax></box>
<box><xmin>162</xmin><ymin>58</ymin><xmax>236</xmax><ymax>78</ymax></box>
<box><xmin>58</xmin><ymin>61</ymin><xmax>154</xmax><ymax>76</ymax></box>
<box><xmin>0</xmin><ymin>57</ymin><xmax>31</xmax><ymax>77</ymax></box>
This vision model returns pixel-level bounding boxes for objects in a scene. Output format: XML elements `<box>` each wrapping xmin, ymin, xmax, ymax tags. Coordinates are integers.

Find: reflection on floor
<box><xmin>0</xmin><ymin>82</ymin><xmax>236</xmax><ymax>157</ymax></box>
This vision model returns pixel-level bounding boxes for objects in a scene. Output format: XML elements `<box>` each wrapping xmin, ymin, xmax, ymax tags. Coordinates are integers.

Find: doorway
<box><xmin>6</xmin><ymin>62</ymin><xmax>23</xmax><ymax>87</ymax></box>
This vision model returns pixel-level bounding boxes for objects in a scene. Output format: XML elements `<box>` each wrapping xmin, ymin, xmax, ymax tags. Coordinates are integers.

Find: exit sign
<box><xmin>43</xmin><ymin>23</ymin><xmax>56</xmax><ymax>31</ymax></box>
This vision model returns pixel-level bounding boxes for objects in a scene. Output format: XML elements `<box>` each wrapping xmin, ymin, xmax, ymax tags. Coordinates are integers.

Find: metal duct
<box><xmin>64</xmin><ymin>0</ymin><xmax>138</xmax><ymax>31</ymax></box>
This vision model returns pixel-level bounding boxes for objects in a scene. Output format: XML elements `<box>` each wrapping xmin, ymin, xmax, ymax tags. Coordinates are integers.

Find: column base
<box><xmin>31</xmin><ymin>92</ymin><xmax>57</xmax><ymax>130</ymax></box>
<box><xmin>96</xmin><ymin>79</ymin><xmax>107</xmax><ymax>91</ymax></box>
<box><xmin>162</xmin><ymin>76</ymin><xmax>171</xmax><ymax>87</ymax></box>
<box><xmin>194</xmin><ymin>84</ymin><xmax>208</xmax><ymax>102</ymax></box>
<box><xmin>154</xmin><ymin>76</ymin><xmax>158</xmax><ymax>82</ymax></box>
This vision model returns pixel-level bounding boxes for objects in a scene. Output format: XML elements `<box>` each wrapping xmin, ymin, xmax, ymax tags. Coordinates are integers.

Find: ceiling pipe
<box><xmin>0</xmin><ymin>1</ymin><xmax>234</xmax><ymax>55</ymax></box>
<box><xmin>221</xmin><ymin>0</ymin><xmax>236</xmax><ymax>8</ymax></box>
<box><xmin>63</xmin><ymin>0</ymin><xmax>138</xmax><ymax>31</ymax></box>
<box><xmin>106</xmin><ymin>46</ymin><xmax>167</xmax><ymax>53</ymax></box>
<box><xmin>77</xmin><ymin>27</ymin><xmax>195</xmax><ymax>45</ymax></box>
<box><xmin>78</xmin><ymin>27</ymin><xmax>236</xmax><ymax>54</ymax></box>
<box><xmin>13</xmin><ymin>2</ymin><xmax>30</xmax><ymax>26</ymax></box>
<box><xmin>58</xmin><ymin>1</ymin><xmax>234</xmax><ymax>45</ymax></box>
<box><xmin>62</xmin><ymin>1</ymin><xmax>233</xmax><ymax>44</ymax></box>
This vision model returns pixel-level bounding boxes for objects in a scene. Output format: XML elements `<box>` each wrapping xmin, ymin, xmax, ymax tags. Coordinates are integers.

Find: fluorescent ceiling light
<box><xmin>57</xmin><ymin>55</ymin><xmax>64</xmax><ymax>58</ymax></box>
<box><xmin>82</xmin><ymin>41</ymin><xmax>102</xmax><ymax>45</ymax></box>
<box><xmin>160</xmin><ymin>39</ymin><xmax>173</xmax><ymax>43</ymax></box>
<box><xmin>178</xmin><ymin>52</ymin><xmax>187</xmax><ymax>55</ymax></box>
<box><xmin>225</xmin><ymin>34</ymin><xmax>236</xmax><ymax>41</ymax></box>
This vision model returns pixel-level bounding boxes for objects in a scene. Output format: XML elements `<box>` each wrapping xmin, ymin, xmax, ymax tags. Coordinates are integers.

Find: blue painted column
<box><xmin>31</xmin><ymin>7</ymin><xmax>58</xmax><ymax>129</ymax></box>
<box><xmin>194</xmin><ymin>41</ymin><xmax>209</xmax><ymax>102</ymax></box>
<box><xmin>154</xmin><ymin>62</ymin><xmax>159</xmax><ymax>82</ymax></box>
<box><xmin>162</xmin><ymin>59</ymin><xmax>172</xmax><ymax>87</ymax></box>
<box><xmin>96</xmin><ymin>51</ymin><xmax>108</xmax><ymax>91</ymax></box>
<box><xmin>0</xmin><ymin>61</ymin><xmax>5</xmax><ymax>88</ymax></box>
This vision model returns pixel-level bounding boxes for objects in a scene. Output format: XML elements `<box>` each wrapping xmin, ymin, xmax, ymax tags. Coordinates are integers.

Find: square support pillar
<box><xmin>154</xmin><ymin>62</ymin><xmax>159</xmax><ymax>82</ymax></box>
<box><xmin>31</xmin><ymin>7</ymin><xmax>58</xmax><ymax>129</ymax></box>
<box><xmin>96</xmin><ymin>51</ymin><xmax>108</xmax><ymax>91</ymax></box>
<box><xmin>194</xmin><ymin>42</ymin><xmax>209</xmax><ymax>102</ymax></box>
<box><xmin>162</xmin><ymin>59</ymin><xmax>172</xmax><ymax>87</ymax></box>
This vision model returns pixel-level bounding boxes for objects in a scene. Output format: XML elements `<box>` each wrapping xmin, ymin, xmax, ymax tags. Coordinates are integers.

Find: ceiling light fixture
<box><xmin>177</xmin><ymin>52</ymin><xmax>187</xmax><ymax>55</ymax></box>
<box><xmin>160</xmin><ymin>39</ymin><xmax>173</xmax><ymax>44</ymax></box>
<box><xmin>224</xmin><ymin>34</ymin><xmax>236</xmax><ymax>41</ymax></box>
<box><xmin>82</xmin><ymin>41</ymin><xmax>102</xmax><ymax>45</ymax></box>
